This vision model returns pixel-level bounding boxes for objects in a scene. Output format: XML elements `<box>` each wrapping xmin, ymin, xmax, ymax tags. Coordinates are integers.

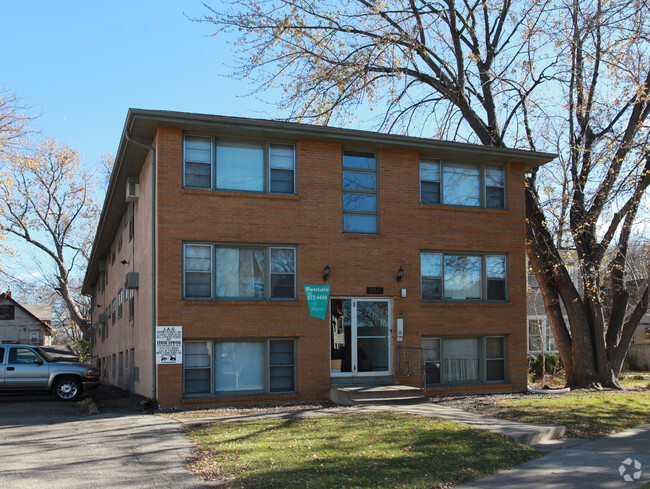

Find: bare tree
<box><xmin>0</xmin><ymin>138</ymin><xmax>99</xmax><ymax>335</ymax></box>
<box><xmin>201</xmin><ymin>0</ymin><xmax>650</xmax><ymax>388</ymax></box>
<box><xmin>0</xmin><ymin>86</ymin><xmax>36</xmax><ymax>159</ymax></box>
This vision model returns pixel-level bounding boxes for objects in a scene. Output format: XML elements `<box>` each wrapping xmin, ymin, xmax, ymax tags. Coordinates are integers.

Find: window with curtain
<box><xmin>442</xmin><ymin>338</ymin><xmax>480</xmax><ymax>383</ymax></box>
<box><xmin>184</xmin><ymin>244</ymin><xmax>296</xmax><ymax>300</ymax></box>
<box><xmin>215</xmin><ymin>247</ymin><xmax>265</xmax><ymax>298</ymax></box>
<box><xmin>183</xmin><ymin>135</ymin><xmax>296</xmax><ymax>194</ymax></box>
<box><xmin>423</xmin><ymin>336</ymin><xmax>506</xmax><ymax>385</ymax></box>
<box><xmin>183</xmin><ymin>339</ymin><xmax>296</xmax><ymax>396</ymax></box>
<box><xmin>419</xmin><ymin>159</ymin><xmax>506</xmax><ymax>209</ymax></box>
<box><xmin>421</xmin><ymin>252</ymin><xmax>508</xmax><ymax>302</ymax></box>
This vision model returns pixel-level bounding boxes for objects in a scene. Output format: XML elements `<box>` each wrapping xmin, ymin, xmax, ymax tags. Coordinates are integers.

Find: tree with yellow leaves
<box><xmin>0</xmin><ymin>137</ymin><xmax>100</xmax><ymax>335</ymax></box>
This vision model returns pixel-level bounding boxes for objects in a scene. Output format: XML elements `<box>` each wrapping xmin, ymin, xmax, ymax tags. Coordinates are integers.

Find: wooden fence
<box><xmin>628</xmin><ymin>344</ymin><xmax>650</xmax><ymax>371</ymax></box>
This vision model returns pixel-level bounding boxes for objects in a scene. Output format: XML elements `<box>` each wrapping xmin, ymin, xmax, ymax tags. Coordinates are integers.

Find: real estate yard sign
<box><xmin>156</xmin><ymin>326</ymin><xmax>182</xmax><ymax>364</ymax></box>
<box><xmin>304</xmin><ymin>285</ymin><xmax>331</xmax><ymax>319</ymax></box>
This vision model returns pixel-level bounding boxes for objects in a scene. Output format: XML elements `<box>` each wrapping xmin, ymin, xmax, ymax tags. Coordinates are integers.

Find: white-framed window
<box><xmin>342</xmin><ymin>151</ymin><xmax>378</xmax><ymax>234</ymax></box>
<box><xmin>183</xmin><ymin>244</ymin><xmax>297</xmax><ymax>300</ymax></box>
<box><xmin>421</xmin><ymin>252</ymin><xmax>508</xmax><ymax>302</ymax></box>
<box><xmin>183</xmin><ymin>339</ymin><xmax>296</xmax><ymax>396</ymax></box>
<box><xmin>29</xmin><ymin>331</ymin><xmax>39</xmax><ymax>345</ymax></box>
<box><xmin>422</xmin><ymin>336</ymin><xmax>507</xmax><ymax>386</ymax></box>
<box><xmin>117</xmin><ymin>288</ymin><xmax>123</xmax><ymax>318</ymax></box>
<box><xmin>183</xmin><ymin>135</ymin><xmax>296</xmax><ymax>194</ymax></box>
<box><xmin>527</xmin><ymin>317</ymin><xmax>558</xmax><ymax>353</ymax></box>
<box><xmin>128</xmin><ymin>202</ymin><xmax>134</xmax><ymax>241</ymax></box>
<box><xmin>420</xmin><ymin>159</ymin><xmax>506</xmax><ymax>209</ymax></box>
<box><xmin>127</xmin><ymin>288</ymin><xmax>135</xmax><ymax>320</ymax></box>
<box><xmin>269</xmin><ymin>144</ymin><xmax>295</xmax><ymax>193</ymax></box>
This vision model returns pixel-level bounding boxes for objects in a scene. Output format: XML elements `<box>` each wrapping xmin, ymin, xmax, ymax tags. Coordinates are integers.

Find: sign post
<box><xmin>303</xmin><ymin>285</ymin><xmax>331</xmax><ymax>319</ymax></box>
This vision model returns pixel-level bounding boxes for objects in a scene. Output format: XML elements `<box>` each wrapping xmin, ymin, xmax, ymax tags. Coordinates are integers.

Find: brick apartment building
<box><xmin>82</xmin><ymin>109</ymin><xmax>554</xmax><ymax>408</ymax></box>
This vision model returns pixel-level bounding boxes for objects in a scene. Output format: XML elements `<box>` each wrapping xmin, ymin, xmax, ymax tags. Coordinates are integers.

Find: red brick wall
<box><xmin>152</xmin><ymin>128</ymin><xmax>528</xmax><ymax>408</ymax></box>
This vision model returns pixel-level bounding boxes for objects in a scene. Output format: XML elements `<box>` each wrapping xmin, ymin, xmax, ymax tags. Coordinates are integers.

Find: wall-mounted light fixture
<box><xmin>396</xmin><ymin>266</ymin><xmax>404</xmax><ymax>282</ymax></box>
<box><xmin>323</xmin><ymin>265</ymin><xmax>331</xmax><ymax>282</ymax></box>
<box><xmin>121</xmin><ymin>260</ymin><xmax>129</xmax><ymax>265</ymax></box>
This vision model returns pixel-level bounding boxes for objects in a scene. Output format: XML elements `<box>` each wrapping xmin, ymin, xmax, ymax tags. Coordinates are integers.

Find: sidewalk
<box><xmin>174</xmin><ymin>401</ymin><xmax>565</xmax><ymax>444</ymax></box>
<box><xmin>458</xmin><ymin>423</ymin><xmax>650</xmax><ymax>488</ymax></box>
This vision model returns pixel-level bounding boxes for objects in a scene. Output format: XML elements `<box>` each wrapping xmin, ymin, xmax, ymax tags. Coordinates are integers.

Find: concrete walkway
<box><xmin>458</xmin><ymin>424</ymin><xmax>650</xmax><ymax>488</ymax></box>
<box><xmin>175</xmin><ymin>402</ymin><xmax>565</xmax><ymax>445</ymax></box>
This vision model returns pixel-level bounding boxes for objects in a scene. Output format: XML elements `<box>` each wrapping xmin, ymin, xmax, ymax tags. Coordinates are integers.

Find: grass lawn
<box><xmin>187</xmin><ymin>412</ymin><xmax>539</xmax><ymax>488</ymax></box>
<box><xmin>492</xmin><ymin>388</ymin><xmax>650</xmax><ymax>439</ymax></box>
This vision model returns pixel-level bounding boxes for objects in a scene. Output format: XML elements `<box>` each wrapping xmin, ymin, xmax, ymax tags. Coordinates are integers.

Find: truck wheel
<box><xmin>53</xmin><ymin>377</ymin><xmax>82</xmax><ymax>401</ymax></box>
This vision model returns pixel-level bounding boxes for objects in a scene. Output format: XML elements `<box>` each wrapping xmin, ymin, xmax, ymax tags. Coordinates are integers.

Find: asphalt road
<box><xmin>0</xmin><ymin>392</ymin><xmax>212</xmax><ymax>489</ymax></box>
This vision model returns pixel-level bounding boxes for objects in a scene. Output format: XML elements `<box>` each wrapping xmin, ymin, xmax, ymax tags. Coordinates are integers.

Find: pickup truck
<box><xmin>0</xmin><ymin>344</ymin><xmax>99</xmax><ymax>401</ymax></box>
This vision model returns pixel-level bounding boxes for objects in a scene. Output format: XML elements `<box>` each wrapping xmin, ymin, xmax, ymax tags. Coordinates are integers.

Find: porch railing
<box><xmin>396</xmin><ymin>346</ymin><xmax>425</xmax><ymax>391</ymax></box>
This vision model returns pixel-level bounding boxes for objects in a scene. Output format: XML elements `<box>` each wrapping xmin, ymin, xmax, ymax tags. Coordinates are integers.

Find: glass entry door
<box><xmin>330</xmin><ymin>298</ymin><xmax>391</xmax><ymax>376</ymax></box>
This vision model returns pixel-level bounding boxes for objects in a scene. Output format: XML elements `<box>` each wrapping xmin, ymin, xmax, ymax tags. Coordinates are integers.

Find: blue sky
<box><xmin>1</xmin><ymin>0</ymin><xmax>278</xmax><ymax>162</ymax></box>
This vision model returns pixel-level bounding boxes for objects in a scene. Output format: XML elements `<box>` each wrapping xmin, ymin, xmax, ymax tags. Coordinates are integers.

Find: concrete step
<box><xmin>352</xmin><ymin>395</ymin><xmax>430</xmax><ymax>406</ymax></box>
<box><xmin>331</xmin><ymin>384</ymin><xmax>426</xmax><ymax>405</ymax></box>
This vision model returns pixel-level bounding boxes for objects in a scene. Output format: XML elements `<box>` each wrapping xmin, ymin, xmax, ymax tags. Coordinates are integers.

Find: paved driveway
<box><xmin>0</xmin><ymin>393</ymin><xmax>210</xmax><ymax>489</ymax></box>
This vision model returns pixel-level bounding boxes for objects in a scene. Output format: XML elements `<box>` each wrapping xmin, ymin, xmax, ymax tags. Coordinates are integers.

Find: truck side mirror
<box><xmin>34</xmin><ymin>357</ymin><xmax>44</xmax><ymax>365</ymax></box>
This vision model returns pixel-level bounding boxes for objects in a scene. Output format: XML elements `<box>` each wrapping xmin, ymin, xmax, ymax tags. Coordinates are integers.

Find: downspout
<box><xmin>123</xmin><ymin>129</ymin><xmax>157</xmax><ymax>402</ymax></box>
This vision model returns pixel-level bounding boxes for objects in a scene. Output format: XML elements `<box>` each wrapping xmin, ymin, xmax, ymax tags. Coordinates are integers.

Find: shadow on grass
<box><xmin>188</xmin><ymin>413</ymin><xmax>539</xmax><ymax>489</ymax></box>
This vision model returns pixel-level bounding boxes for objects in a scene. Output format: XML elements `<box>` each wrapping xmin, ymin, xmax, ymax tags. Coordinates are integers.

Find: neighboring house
<box><xmin>632</xmin><ymin>315</ymin><xmax>650</xmax><ymax>344</ymax></box>
<box><xmin>525</xmin><ymin>251</ymin><xmax>580</xmax><ymax>355</ymax></box>
<box><xmin>0</xmin><ymin>291</ymin><xmax>52</xmax><ymax>346</ymax></box>
<box><xmin>527</xmin><ymin>253</ymin><xmax>650</xmax><ymax>355</ymax></box>
<box><xmin>82</xmin><ymin>109</ymin><xmax>555</xmax><ymax>408</ymax></box>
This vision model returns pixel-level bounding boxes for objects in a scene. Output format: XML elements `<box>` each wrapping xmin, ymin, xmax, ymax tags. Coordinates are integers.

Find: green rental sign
<box><xmin>304</xmin><ymin>285</ymin><xmax>331</xmax><ymax>320</ymax></box>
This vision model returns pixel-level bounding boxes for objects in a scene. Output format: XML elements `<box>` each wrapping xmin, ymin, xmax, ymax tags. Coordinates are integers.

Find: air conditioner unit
<box><xmin>126</xmin><ymin>272</ymin><xmax>139</xmax><ymax>289</ymax></box>
<box><xmin>126</xmin><ymin>176</ymin><xmax>140</xmax><ymax>202</ymax></box>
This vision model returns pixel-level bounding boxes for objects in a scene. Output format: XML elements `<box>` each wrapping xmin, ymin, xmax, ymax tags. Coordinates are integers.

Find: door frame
<box><xmin>329</xmin><ymin>297</ymin><xmax>393</xmax><ymax>378</ymax></box>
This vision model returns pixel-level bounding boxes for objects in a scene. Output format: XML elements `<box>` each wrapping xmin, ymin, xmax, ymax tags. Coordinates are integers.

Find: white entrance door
<box><xmin>330</xmin><ymin>298</ymin><xmax>391</xmax><ymax>377</ymax></box>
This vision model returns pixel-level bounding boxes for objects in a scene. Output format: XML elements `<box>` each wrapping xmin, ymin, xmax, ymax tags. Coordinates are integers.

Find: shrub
<box><xmin>528</xmin><ymin>353</ymin><xmax>563</xmax><ymax>381</ymax></box>
<box><xmin>72</xmin><ymin>338</ymin><xmax>91</xmax><ymax>363</ymax></box>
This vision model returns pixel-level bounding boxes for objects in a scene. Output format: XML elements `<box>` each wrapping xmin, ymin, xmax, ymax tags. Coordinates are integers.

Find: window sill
<box><xmin>421</xmin><ymin>300</ymin><xmax>510</xmax><ymax>306</ymax></box>
<box><xmin>426</xmin><ymin>381</ymin><xmax>507</xmax><ymax>388</ymax></box>
<box><xmin>182</xmin><ymin>188</ymin><xmax>300</xmax><ymax>201</ymax></box>
<box><xmin>182</xmin><ymin>298</ymin><xmax>300</xmax><ymax>306</ymax></box>
<box><xmin>418</xmin><ymin>203</ymin><xmax>508</xmax><ymax>213</ymax></box>
<box><xmin>183</xmin><ymin>391</ymin><xmax>298</xmax><ymax>399</ymax></box>
<box><xmin>340</xmin><ymin>232</ymin><xmax>383</xmax><ymax>239</ymax></box>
